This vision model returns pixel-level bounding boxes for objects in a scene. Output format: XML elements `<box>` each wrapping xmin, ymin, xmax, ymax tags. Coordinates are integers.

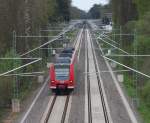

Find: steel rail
<box><xmin>89</xmin><ymin>30</ymin><xmax>110</xmax><ymax>123</ymax></box>
<box><xmin>94</xmin><ymin>28</ymin><xmax>139</xmax><ymax>123</ymax></box>
<box><xmin>44</xmin><ymin>95</ymin><xmax>57</xmax><ymax>123</ymax></box>
<box><xmin>43</xmin><ymin>95</ymin><xmax>70</xmax><ymax>123</ymax></box>
<box><xmin>61</xmin><ymin>95</ymin><xmax>70</xmax><ymax>123</ymax></box>
<box><xmin>42</xmin><ymin>27</ymin><xmax>84</xmax><ymax>123</ymax></box>
<box><xmin>86</xmin><ymin>29</ymin><xmax>92</xmax><ymax>123</ymax></box>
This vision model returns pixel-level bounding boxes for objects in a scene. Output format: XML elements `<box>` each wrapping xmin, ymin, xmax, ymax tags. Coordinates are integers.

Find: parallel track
<box><xmin>61</xmin><ymin>96</ymin><xmax>70</xmax><ymax>123</ymax></box>
<box><xmin>85</xmin><ymin>29</ymin><xmax>92</xmax><ymax>123</ymax></box>
<box><xmin>90</xmin><ymin>31</ymin><xmax>110</xmax><ymax>123</ymax></box>
<box><xmin>86</xmin><ymin>28</ymin><xmax>110</xmax><ymax>123</ymax></box>
<box><xmin>42</xmin><ymin>95</ymin><xmax>70</xmax><ymax>123</ymax></box>
<box><xmin>42</xmin><ymin>26</ymin><xmax>111</xmax><ymax>123</ymax></box>
<box><xmin>42</xmin><ymin>27</ymin><xmax>84</xmax><ymax>123</ymax></box>
<box><xmin>44</xmin><ymin>95</ymin><xmax>57</xmax><ymax>123</ymax></box>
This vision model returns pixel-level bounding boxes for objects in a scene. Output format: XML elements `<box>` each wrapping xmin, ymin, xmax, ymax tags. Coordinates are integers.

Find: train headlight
<box><xmin>70</xmin><ymin>80</ymin><xmax>73</xmax><ymax>83</ymax></box>
<box><xmin>51</xmin><ymin>81</ymin><xmax>55</xmax><ymax>83</ymax></box>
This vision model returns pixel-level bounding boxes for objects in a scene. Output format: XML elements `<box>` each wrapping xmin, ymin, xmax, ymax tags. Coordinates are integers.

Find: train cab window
<box><xmin>56</xmin><ymin>58</ymin><xmax>71</xmax><ymax>64</ymax></box>
<box><xmin>59</xmin><ymin>53</ymin><xmax>72</xmax><ymax>58</ymax></box>
<box><xmin>55</xmin><ymin>65</ymin><xmax>70</xmax><ymax>81</ymax></box>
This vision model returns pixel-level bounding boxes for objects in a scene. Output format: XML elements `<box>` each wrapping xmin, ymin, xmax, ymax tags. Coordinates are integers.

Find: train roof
<box><xmin>59</xmin><ymin>53</ymin><xmax>72</xmax><ymax>58</ymax></box>
<box><xmin>61</xmin><ymin>47</ymin><xmax>75</xmax><ymax>53</ymax></box>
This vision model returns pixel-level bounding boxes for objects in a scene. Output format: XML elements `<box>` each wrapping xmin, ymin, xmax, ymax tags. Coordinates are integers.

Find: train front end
<box><xmin>50</xmin><ymin>64</ymin><xmax>75</xmax><ymax>91</ymax></box>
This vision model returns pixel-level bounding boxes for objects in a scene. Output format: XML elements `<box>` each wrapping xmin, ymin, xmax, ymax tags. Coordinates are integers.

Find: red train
<box><xmin>49</xmin><ymin>48</ymin><xmax>77</xmax><ymax>92</ymax></box>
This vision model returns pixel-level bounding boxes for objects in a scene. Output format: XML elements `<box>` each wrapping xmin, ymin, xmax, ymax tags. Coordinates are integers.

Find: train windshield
<box><xmin>55</xmin><ymin>65</ymin><xmax>70</xmax><ymax>81</ymax></box>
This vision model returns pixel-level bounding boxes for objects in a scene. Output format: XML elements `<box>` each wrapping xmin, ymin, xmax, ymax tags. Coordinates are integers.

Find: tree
<box><xmin>88</xmin><ymin>4</ymin><xmax>102</xmax><ymax>19</ymax></box>
<box><xmin>0</xmin><ymin>0</ymin><xmax>72</xmax><ymax>54</ymax></box>
<box><xmin>71</xmin><ymin>6</ymin><xmax>87</xmax><ymax>19</ymax></box>
<box><xmin>111</xmin><ymin>0</ymin><xmax>138</xmax><ymax>26</ymax></box>
<box><xmin>134</xmin><ymin>0</ymin><xmax>150</xmax><ymax>17</ymax></box>
<box><xmin>56</xmin><ymin>0</ymin><xmax>71</xmax><ymax>22</ymax></box>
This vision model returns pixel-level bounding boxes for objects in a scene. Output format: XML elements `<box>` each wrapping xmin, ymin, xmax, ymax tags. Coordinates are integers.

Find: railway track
<box><xmin>85</xmin><ymin>28</ymin><xmax>112</xmax><ymax>123</ymax></box>
<box><xmin>73</xmin><ymin>25</ymin><xmax>84</xmax><ymax>48</ymax></box>
<box><xmin>41</xmin><ymin>26</ymin><xmax>111</xmax><ymax>123</ymax></box>
<box><xmin>41</xmin><ymin>27</ymin><xmax>84</xmax><ymax>123</ymax></box>
<box><xmin>90</xmin><ymin>31</ymin><xmax>110</xmax><ymax>123</ymax></box>
<box><xmin>41</xmin><ymin>95</ymin><xmax>70</xmax><ymax>123</ymax></box>
<box><xmin>85</xmin><ymin>29</ymin><xmax>92</xmax><ymax>123</ymax></box>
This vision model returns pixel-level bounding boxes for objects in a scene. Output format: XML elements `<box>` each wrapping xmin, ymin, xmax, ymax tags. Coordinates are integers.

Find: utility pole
<box><xmin>12</xmin><ymin>30</ymin><xmax>20</xmax><ymax>113</ymax></box>
<box><xmin>133</xmin><ymin>29</ymin><xmax>139</xmax><ymax>107</ymax></box>
<box><xmin>119</xmin><ymin>26</ymin><xmax>123</xmax><ymax>70</ymax></box>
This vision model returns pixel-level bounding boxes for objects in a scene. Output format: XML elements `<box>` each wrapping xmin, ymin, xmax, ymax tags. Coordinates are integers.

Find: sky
<box><xmin>72</xmin><ymin>0</ymin><xmax>109</xmax><ymax>12</ymax></box>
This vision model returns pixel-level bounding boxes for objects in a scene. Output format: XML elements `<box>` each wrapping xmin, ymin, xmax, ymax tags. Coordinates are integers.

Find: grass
<box><xmin>19</xmin><ymin>80</ymin><xmax>39</xmax><ymax>101</ymax></box>
<box><xmin>124</xmin><ymin>74</ymin><xmax>150</xmax><ymax>123</ymax></box>
<box><xmin>124</xmin><ymin>74</ymin><xmax>136</xmax><ymax>97</ymax></box>
<box><xmin>98</xmin><ymin>29</ymin><xmax>150</xmax><ymax>123</ymax></box>
<box><xmin>138</xmin><ymin>101</ymin><xmax>150</xmax><ymax>123</ymax></box>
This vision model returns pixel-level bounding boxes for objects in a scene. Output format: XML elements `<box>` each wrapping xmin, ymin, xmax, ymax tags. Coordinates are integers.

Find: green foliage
<box><xmin>101</xmin><ymin>4</ymin><xmax>112</xmax><ymax>18</ymax></box>
<box><xmin>0</xmin><ymin>50</ymin><xmax>21</xmax><ymax>107</ymax></box>
<box><xmin>124</xmin><ymin>74</ymin><xmax>136</xmax><ymax>97</ymax></box>
<box><xmin>0</xmin><ymin>77</ymin><xmax>13</xmax><ymax>107</ymax></box>
<box><xmin>0</xmin><ymin>0</ymin><xmax>72</xmax><ymax>54</ymax></box>
<box><xmin>136</xmin><ymin>11</ymin><xmax>150</xmax><ymax>35</ymax></box>
<box><xmin>55</xmin><ymin>0</ymin><xmax>71</xmax><ymax>22</ymax></box>
<box><xmin>112</xmin><ymin>0</ymin><xmax>138</xmax><ymax>26</ymax></box>
<box><xmin>136</xmin><ymin>36</ymin><xmax>150</xmax><ymax>54</ymax></box>
<box><xmin>88</xmin><ymin>4</ymin><xmax>102</xmax><ymax>19</ymax></box>
<box><xmin>87</xmin><ymin>3</ymin><xmax>112</xmax><ymax>19</ymax></box>
<box><xmin>112</xmin><ymin>0</ymin><xmax>150</xmax><ymax>122</ymax></box>
<box><xmin>138</xmin><ymin>101</ymin><xmax>150</xmax><ymax>123</ymax></box>
<box><xmin>125</xmin><ymin>21</ymin><xmax>137</xmax><ymax>32</ymax></box>
<box><xmin>0</xmin><ymin>49</ymin><xmax>21</xmax><ymax>73</ymax></box>
<box><xmin>138</xmin><ymin>81</ymin><xmax>150</xmax><ymax>123</ymax></box>
<box><xmin>134</xmin><ymin>0</ymin><xmax>150</xmax><ymax>17</ymax></box>
<box><xmin>141</xmin><ymin>81</ymin><xmax>150</xmax><ymax>107</ymax></box>
<box><xmin>124</xmin><ymin>75</ymin><xmax>150</xmax><ymax>123</ymax></box>
<box><xmin>48</xmin><ymin>0</ymin><xmax>59</xmax><ymax>22</ymax></box>
<box><xmin>71</xmin><ymin>7</ymin><xmax>87</xmax><ymax>19</ymax></box>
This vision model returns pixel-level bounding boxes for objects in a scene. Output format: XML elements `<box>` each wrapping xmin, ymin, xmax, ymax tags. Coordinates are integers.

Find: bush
<box><xmin>0</xmin><ymin>49</ymin><xmax>21</xmax><ymax>107</ymax></box>
<box><xmin>136</xmin><ymin>11</ymin><xmax>150</xmax><ymax>35</ymax></box>
<box><xmin>136</xmin><ymin>35</ymin><xmax>150</xmax><ymax>54</ymax></box>
<box><xmin>0</xmin><ymin>49</ymin><xmax>22</xmax><ymax>73</ymax></box>
<box><xmin>125</xmin><ymin>21</ymin><xmax>137</xmax><ymax>32</ymax></box>
<box><xmin>141</xmin><ymin>81</ymin><xmax>150</xmax><ymax>107</ymax></box>
<box><xmin>124</xmin><ymin>74</ymin><xmax>136</xmax><ymax>97</ymax></box>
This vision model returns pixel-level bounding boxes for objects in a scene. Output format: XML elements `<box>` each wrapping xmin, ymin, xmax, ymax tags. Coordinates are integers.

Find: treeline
<box><xmin>111</xmin><ymin>0</ymin><xmax>150</xmax><ymax>26</ymax></box>
<box><xmin>71</xmin><ymin>6</ymin><xmax>87</xmax><ymax>19</ymax></box>
<box><xmin>71</xmin><ymin>4</ymin><xmax>111</xmax><ymax>20</ymax></box>
<box><xmin>111</xmin><ymin>0</ymin><xmax>138</xmax><ymax>26</ymax></box>
<box><xmin>0</xmin><ymin>0</ymin><xmax>71</xmax><ymax>55</ymax></box>
<box><xmin>111</xmin><ymin>0</ymin><xmax>150</xmax><ymax>78</ymax></box>
<box><xmin>87</xmin><ymin>4</ymin><xmax>111</xmax><ymax>19</ymax></box>
<box><xmin>0</xmin><ymin>0</ymin><xmax>71</xmax><ymax>114</ymax></box>
<box><xmin>111</xmin><ymin>0</ymin><xmax>150</xmax><ymax>122</ymax></box>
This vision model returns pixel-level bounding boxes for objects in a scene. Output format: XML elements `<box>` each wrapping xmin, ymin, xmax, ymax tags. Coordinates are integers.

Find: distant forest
<box><xmin>111</xmin><ymin>0</ymin><xmax>150</xmax><ymax>122</ymax></box>
<box><xmin>0</xmin><ymin>0</ymin><xmax>72</xmax><ymax>54</ymax></box>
